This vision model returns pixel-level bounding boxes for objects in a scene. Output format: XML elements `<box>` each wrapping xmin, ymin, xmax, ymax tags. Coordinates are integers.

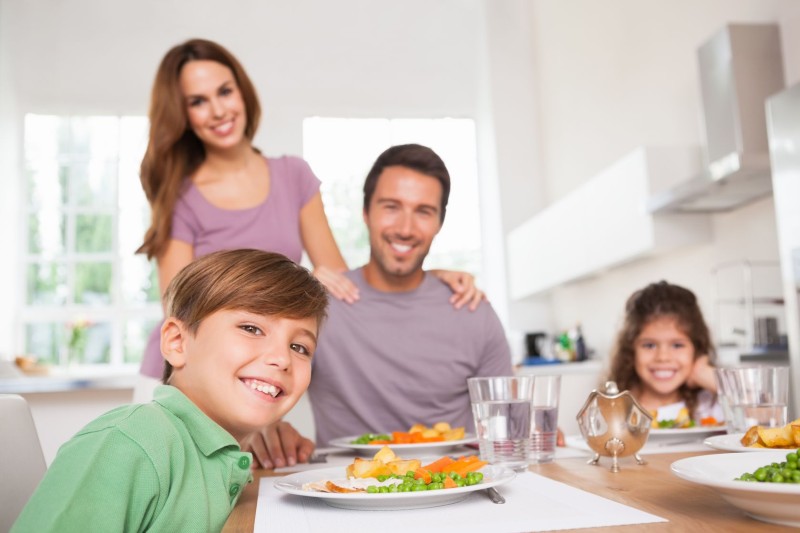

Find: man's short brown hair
<box><xmin>362</xmin><ymin>143</ymin><xmax>451</xmax><ymax>224</ymax></box>
<box><xmin>161</xmin><ymin>249</ymin><xmax>328</xmax><ymax>383</ymax></box>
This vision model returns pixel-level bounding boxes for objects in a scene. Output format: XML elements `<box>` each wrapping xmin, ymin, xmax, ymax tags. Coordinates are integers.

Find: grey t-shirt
<box><xmin>308</xmin><ymin>268</ymin><xmax>513</xmax><ymax>445</ymax></box>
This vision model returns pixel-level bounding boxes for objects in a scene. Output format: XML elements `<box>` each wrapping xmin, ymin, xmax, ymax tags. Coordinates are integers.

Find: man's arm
<box><xmin>477</xmin><ymin>303</ymin><xmax>514</xmax><ymax>377</ymax></box>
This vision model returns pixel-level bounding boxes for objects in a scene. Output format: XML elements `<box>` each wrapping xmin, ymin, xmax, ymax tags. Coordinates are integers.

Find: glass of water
<box><xmin>467</xmin><ymin>375</ymin><xmax>560</xmax><ymax>468</ymax></box>
<box><xmin>718</xmin><ymin>365</ymin><xmax>789</xmax><ymax>433</ymax></box>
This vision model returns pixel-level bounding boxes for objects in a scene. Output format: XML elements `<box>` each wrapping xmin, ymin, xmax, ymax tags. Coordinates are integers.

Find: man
<box><xmin>248</xmin><ymin>144</ymin><xmax>512</xmax><ymax>468</ymax></box>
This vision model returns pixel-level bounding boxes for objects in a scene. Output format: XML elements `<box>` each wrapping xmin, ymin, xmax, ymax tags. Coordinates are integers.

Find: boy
<box><xmin>12</xmin><ymin>249</ymin><xmax>327</xmax><ymax>533</ymax></box>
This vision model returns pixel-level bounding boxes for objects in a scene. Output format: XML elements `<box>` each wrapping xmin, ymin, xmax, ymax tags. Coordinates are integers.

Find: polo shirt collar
<box><xmin>153</xmin><ymin>385</ymin><xmax>240</xmax><ymax>457</ymax></box>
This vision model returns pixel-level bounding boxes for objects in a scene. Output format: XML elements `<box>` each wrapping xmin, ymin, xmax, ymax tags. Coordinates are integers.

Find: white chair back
<box><xmin>0</xmin><ymin>394</ymin><xmax>47</xmax><ymax>532</ymax></box>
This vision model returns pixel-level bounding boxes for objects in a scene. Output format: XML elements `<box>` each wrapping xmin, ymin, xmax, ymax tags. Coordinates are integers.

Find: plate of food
<box><xmin>274</xmin><ymin>446</ymin><xmax>515</xmax><ymax>510</ymax></box>
<box><xmin>671</xmin><ymin>450</ymin><xmax>800</xmax><ymax>526</ymax></box>
<box><xmin>704</xmin><ymin>433</ymin><xmax>764</xmax><ymax>452</ymax></box>
<box><xmin>646</xmin><ymin>407</ymin><xmax>725</xmax><ymax>443</ymax></box>
<box><xmin>330</xmin><ymin>422</ymin><xmax>477</xmax><ymax>456</ymax></box>
<box><xmin>707</xmin><ymin>418</ymin><xmax>800</xmax><ymax>452</ymax></box>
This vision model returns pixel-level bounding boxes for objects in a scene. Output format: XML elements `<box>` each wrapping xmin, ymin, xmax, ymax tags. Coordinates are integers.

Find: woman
<box><xmin>136</xmin><ymin>39</ymin><xmax>482</xmax><ymax>389</ymax></box>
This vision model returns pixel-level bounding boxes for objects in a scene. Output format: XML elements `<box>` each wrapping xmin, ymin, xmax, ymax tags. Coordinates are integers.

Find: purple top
<box><xmin>308</xmin><ymin>268</ymin><xmax>513</xmax><ymax>445</ymax></box>
<box><xmin>139</xmin><ymin>155</ymin><xmax>321</xmax><ymax>379</ymax></box>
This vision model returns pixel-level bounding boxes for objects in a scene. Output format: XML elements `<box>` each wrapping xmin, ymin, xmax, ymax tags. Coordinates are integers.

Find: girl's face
<box><xmin>179</xmin><ymin>60</ymin><xmax>248</xmax><ymax>153</ymax></box>
<box><xmin>634</xmin><ymin>315</ymin><xmax>696</xmax><ymax>404</ymax></box>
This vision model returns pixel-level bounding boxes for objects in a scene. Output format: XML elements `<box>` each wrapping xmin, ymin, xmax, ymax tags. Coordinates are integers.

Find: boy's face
<box><xmin>162</xmin><ymin>309</ymin><xmax>317</xmax><ymax>440</ymax></box>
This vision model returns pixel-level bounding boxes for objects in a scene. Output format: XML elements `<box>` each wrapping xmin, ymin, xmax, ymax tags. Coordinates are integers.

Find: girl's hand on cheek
<box><xmin>687</xmin><ymin>355</ymin><xmax>717</xmax><ymax>392</ymax></box>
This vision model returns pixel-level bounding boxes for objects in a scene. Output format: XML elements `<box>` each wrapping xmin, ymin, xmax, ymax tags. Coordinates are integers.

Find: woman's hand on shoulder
<box><xmin>313</xmin><ymin>265</ymin><xmax>360</xmax><ymax>304</ymax></box>
<box><xmin>430</xmin><ymin>269</ymin><xmax>485</xmax><ymax>311</ymax></box>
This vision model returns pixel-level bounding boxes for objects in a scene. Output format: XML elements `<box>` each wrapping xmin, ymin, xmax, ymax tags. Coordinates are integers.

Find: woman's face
<box><xmin>179</xmin><ymin>60</ymin><xmax>248</xmax><ymax>152</ymax></box>
<box><xmin>633</xmin><ymin>315</ymin><xmax>696</xmax><ymax>403</ymax></box>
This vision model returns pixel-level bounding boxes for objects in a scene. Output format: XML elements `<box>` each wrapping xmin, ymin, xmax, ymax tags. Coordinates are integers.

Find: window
<box><xmin>303</xmin><ymin>118</ymin><xmax>483</xmax><ymax>280</ymax></box>
<box><xmin>21</xmin><ymin>115</ymin><xmax>159</xmax><ymax>367</ymax></box>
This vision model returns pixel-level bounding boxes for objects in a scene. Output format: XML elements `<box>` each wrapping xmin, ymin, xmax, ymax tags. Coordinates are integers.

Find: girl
<box><xmin>136</xmin><ymin>39</ymin><xmax>483</xmax><ymax>388</ymax></box>
<box><xmin>608</xmin><ymin>280</ymin><xmax>723</xmax><ymax>424</ymax></box>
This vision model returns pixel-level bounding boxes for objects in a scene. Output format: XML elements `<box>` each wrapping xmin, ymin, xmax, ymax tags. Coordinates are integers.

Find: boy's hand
<box><xmin>241</xmin><ymin>421</ymin><xmax>315</xmax><ymax>470</ymax></box>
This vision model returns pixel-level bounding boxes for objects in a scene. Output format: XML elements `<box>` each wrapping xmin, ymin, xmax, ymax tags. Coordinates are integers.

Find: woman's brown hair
<box><xmin>162</xmin><ymin>249</ymin><xmax>328</xmax><ymax>383</ymax></box>
<box><xmin>137</xmin><ymin>39</ymin><xmax>261</xmax><ymax>259</ymax></box>
<box><xmin>608</xmin><ymin>280</ymin><xmax>716</xmax><ymax>418</ymax></box>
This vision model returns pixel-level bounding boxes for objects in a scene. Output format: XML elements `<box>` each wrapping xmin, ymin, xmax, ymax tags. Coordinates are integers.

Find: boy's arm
<box><xmin>241</xmin><ymin>421</ymin><xmax>315</xmax><ymax>470</ymax></box>
<box><xmin>12</xmin><ymin>428</ymin><xmax>160</xmax><ymax>533</ymax></box>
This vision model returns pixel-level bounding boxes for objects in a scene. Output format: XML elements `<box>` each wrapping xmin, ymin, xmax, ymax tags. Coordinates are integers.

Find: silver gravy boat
<box><xmin>576</xmin><ymin>381</ymin><xmax>653</xmax><ymax>472</ymax></box>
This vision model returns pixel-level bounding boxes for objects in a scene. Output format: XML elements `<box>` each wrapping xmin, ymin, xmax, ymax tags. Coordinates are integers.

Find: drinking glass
<box><xmin>717</xmin><ymin>366</ymin><xmax>789</xmax><ymax>433</ymax></box>
<box><xmin>467</xmin><ymin>375</ymin><xmax>560</xmax><ymax>468</ymax></box>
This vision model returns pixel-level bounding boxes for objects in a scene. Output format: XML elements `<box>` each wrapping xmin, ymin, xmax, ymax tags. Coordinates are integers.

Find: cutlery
<box><xmin>485</xmin><ymin>487</ymin><xmax>505</xmax><ymax>504</ymax></box>
<box><xmin>308</xmin><ymin>452</ymin><xmax>329</xmax><ymax>464</ymax></box>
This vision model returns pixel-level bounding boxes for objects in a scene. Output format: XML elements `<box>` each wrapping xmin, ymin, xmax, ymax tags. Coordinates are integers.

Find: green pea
<box><xmin>367</xmin><ymin>486</ymin><xmax>378</xmax><ymax>493</ymax></box>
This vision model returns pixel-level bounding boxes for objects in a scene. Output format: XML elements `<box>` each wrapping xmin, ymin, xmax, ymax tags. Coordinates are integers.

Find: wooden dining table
<box><xmin>223</xmin><ymin>450</ymin><xmax>798</xmax><ymax>532</ymax></box>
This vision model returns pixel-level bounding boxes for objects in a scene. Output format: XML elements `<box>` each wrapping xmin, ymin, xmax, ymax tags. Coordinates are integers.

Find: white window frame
<box><xmin>18</xmin><ymin>114</ymin><xmax>160</xmax><ymax>368</ymax></box>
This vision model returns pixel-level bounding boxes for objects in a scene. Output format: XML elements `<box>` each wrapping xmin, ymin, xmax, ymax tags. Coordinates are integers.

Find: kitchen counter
<box><xmin>0</xmin><ymin>361</ymin><xmax>138</xmax><ymax>394</ymax></box>
<box><xmin>0</xmin><ymin>361</ymin><xmax>137</xmax><ymax>464</ymax></box>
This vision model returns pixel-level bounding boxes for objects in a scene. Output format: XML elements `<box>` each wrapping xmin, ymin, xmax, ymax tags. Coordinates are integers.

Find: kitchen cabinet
<box><xmin>507</xmin><ymin>146</ymin><xmax>712</xmax><ymax>299</ymax></box>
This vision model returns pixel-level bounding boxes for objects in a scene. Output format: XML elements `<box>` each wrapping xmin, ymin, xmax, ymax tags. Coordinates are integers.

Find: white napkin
<box><xmin>254</xmin><ymin>471</ymin><xmax>666</xmax><ymax>533</ymax></box>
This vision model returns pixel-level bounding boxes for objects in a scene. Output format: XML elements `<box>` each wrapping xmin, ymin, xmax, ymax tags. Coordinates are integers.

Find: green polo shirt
<box><xmin>12</xmin><ymin>385</ymin><xmax>253</xmax><ymax>533</ymax></box>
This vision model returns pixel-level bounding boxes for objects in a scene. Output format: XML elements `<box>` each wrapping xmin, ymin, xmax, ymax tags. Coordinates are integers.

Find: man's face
<box><xmin>363</xmin><ymin>165</ymin><xmax>443</xmax><ymax>291</ymax></box>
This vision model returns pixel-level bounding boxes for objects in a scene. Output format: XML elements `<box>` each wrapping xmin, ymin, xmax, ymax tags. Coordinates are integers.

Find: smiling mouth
<box><xmin>211</xmin><ymin>119</ymin><xmax>234</xmax><ymax>135</ymax></box>
<box><xmin>242</xmin><ymin>378</ymin><xmax>282</xmax><ymax>398</ymax></box>
<box><xmin>390</xmin><ymin>242</ymin><xmax>413</xmax><ymax>254</ymax></box>
<box><xmin>651</xmin><ymin>369</ymin><xmax>678</xmax><ymax>380</ymax></box>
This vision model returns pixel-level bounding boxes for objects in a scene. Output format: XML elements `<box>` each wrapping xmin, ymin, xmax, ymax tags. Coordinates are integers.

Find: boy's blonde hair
<box><xmin>161</xmin><ymin>249</ymin><xmax>328</xmax><ymax>383</ymax></box>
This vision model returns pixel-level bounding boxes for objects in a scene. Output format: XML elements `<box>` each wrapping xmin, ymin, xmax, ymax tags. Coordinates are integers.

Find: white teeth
<box><xmin>248</xmin><ymin>381</ymin><xmax>280</xmax><ymax>397</ymax></box>
<box><xmin>653</xmin><ymin>370</ymin><xmax>676</xmax><ymax>379</ymax></box>
<box><xmin>212</xmin><ymin>120</ymin><xmax>233</xmax><ymax>134</ymax></box>
<box><xmin>391</xmin><ymin>243</ymin><xmax>411</xmax><ymax>253</ymax></box>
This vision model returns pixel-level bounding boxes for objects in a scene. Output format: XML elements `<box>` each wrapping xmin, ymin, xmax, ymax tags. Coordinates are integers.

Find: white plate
<box><xmin>705</xmin><ymin>432</ymin><xmax>800</xmax><ymax>453</ymax></box>
<box><xmin>671</xmin><ymin>451</ymin><xmax>800</xmax><ymax>527</ymax></box>
<box><xmin>329</xmin><ymin>434</ymin><xmax>477</xmax><ymax>456</ymax></box>
<box><xmin>647</xmin><ymin>425</ymin><xmax>726</xmax><ymax>444</ymax></box>
<box><xmin>649</xmin><ymin>425</ymin><xmax>727</xmax><ymax>437</ymax></box>
<box><xmin>273</xmin><ymin>465</ymin><xmax>515</xmax><ymax>510</ymax></box>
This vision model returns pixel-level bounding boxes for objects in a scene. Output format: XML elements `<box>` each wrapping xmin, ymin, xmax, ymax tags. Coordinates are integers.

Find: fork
<box><xmin>485</xmin><ymin>487</ymin><xmax>506</xmax><ymax>504</ymax></box>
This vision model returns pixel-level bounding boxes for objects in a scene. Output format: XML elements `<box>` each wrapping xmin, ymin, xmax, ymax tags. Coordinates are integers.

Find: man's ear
<box><xmin>161</xmin><ymin>317</ymin><xmax>189</xmax><ymax>370</ymax></box>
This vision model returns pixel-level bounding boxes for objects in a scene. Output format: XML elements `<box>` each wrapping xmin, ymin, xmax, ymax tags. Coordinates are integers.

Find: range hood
<box><xmin>648</xmin><ymin>24</ymin><xmax>785</xmax><ymax>213</ymax></box>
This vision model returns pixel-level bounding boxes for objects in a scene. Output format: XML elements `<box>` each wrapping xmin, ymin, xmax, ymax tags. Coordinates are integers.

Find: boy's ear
<box><xmin>161</xmin><ymin>317</ymin><xmax>189</xmax><ymax>370</ymax></box>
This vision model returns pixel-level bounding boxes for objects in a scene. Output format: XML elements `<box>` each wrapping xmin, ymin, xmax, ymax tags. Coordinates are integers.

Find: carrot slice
<box><xmin>446</xmin><ymin>456</ymin><xmax>487</xmax><ymax>477</ymax></box>
<box><xmin>443</xmin><ymin>476</ymin><xmax>458</xmax><ymax>489</ymax></box>
<box><xmin>413</xmin><ymin>468</ymin><xmax>432</xmax><ymax>484</ymax></box>
<box><xmin>423</xmin><ymin>456</ymin><xmax>455</xmax><ymax>473</ymax></box>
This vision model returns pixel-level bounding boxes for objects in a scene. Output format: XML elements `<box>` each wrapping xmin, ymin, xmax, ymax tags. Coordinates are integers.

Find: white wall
<box><xmin>5</xmin><ymin>0</ymin><xmax>800</xmax><ymax>439</ymax></box>
<box><xmin>0</xmin><ymin>0</ymin><xmax>502</xmax><ymax>357</ymax></box>
<box><xmin>503</xmin><ymin>1</ymin><xmax>800</xmax><ymax>368</ymax></box>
